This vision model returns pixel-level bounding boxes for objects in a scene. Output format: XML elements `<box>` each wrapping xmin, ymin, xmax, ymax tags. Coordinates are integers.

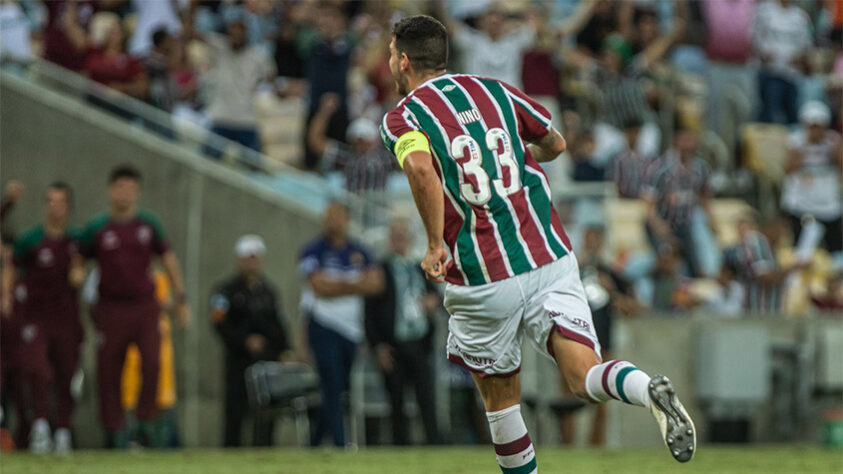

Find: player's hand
<box><xmin>3</xmin><ymin>181</ymin><xmax>23</xmax><ymax>203</ymax></box>
<box><xmin>174</xmin><ymin>302</ymin><xmax>191</xmax><ymax>328</ymax></box>
<box><xmin>421</xmin><ymin>245</ymin><xmax>448</xmax><ymax>283</ymax></box>
<box><xmin>318</xmin><ymin>92</ymin><xmax>341</xmax><ymax>115</ymax></box>
<box><xmin>1</xmin><ymin>299</ymin><xmax>11</xmax><ymax>319</ymax></box>
<box><xmin>246</xmin><ymin>334</ymin><xmax>267</xmax><ymax>356</ymax></box>
<box><xmin>375</xmin><ymin>344</ymin><xmax>395</xmax><ymax>373</ymax></box>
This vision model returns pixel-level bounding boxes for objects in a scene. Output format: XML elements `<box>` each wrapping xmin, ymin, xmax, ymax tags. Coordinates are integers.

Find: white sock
<box><xmin>486</xmin><ymin>404</ymin><xmax>537</xmax><ymax>473</ymax></box>
<box><xmin>585</xmin><ymin>360</ymin><xmax>651</xmax><ymax>408</ymax></box>
<box><xmin>32</xmin><ymin>418</ymin><xmax>50</xmax><ymax>434</ymax></box>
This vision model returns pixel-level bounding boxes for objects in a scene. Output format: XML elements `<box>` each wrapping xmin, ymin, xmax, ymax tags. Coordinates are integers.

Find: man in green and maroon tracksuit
<box><xmin>78</xmin><ymin>165</ymin><xmax>189</xmax><ymax>448</ymax></box>
<box><xmin>2</xmin><ymin>183</ymin><xmax>85</xmax><ymax>454</ymax></box>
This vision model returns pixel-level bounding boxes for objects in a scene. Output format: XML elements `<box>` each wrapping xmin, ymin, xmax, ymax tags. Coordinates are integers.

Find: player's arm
<box><xmin>307</xmin><ymin>270</ymin><xmax>382</xmax><ymax>298</ymax></box>
<box><xmin>68</xmin><ymin>253</ymin><xmax>86</xmax><ymax>288</ymax></box>
<box><xmin>783</xmin><ymin>146</ymin><xmax>804</xmax><ymax>174</ymax></box>
<box><xmin>1</xmin><ymin>258</ymin><xmax>14</xmax><ymax>319</ymax></box>
<box><xmin>161</xmin><ymin>251</ymin><xmax>190</xmax><ymax>326</ymax></box>
<box><xmin>397</xmin><ymin>132</ymin><xmax>447</xmax><ymax>282</ymax></box>
<box><xmin>832</xmin><ymin>136</ymin><xmax>843</xmax><ymax>170</ymax></box>
<box><xmin>528</xmin><ymin>127</ymin><xmax>567</xmax><ymax>163</ymax></box>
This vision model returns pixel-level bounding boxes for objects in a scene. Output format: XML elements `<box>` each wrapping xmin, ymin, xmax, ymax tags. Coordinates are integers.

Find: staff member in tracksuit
<box><xmin>79</xmin><ymin>165</ymin><xmax>189</xmax><ymax>448</ymax></box>
<box><xmin>1</xmin><ymin>183</ymin><xmax>84</xmax><ymax>454</ymax></box>
<box><xmin>211</xmin><ymin>235</ymin><xmax>291</xmax><ymax>447</ymax></box>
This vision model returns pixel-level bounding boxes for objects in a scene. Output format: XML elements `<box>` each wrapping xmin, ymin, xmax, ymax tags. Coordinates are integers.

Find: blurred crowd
<box><xmin>0</xmin><ymin>0</ymin><xmax>840</xmax><ymax>317</ymax></box>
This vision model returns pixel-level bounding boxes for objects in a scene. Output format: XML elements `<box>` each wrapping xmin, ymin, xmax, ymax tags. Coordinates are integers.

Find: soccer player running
<box><xmin>381</xmin><ymin>16</ymin><xmax>696</xmax><ymax>471</ymax></box>
<box><xmin>79</xmin><ymin>166</ymin><xmax>190</xmax><ymax>448</ymax></box>
<box><xmin>1</xmin><ymin>183</ymin><xmax>85</xmax><ymax>454</ymax></box>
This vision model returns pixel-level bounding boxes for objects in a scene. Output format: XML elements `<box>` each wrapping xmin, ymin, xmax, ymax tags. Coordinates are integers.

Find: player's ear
<box><xmin>400</xmin><ymin>52</ymin><xmax>411</xmax><ymax>72</ymax></box>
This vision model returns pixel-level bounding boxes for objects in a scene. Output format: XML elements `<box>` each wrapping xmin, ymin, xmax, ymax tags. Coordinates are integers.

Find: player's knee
<box><xmin>475</xmin><ymin>375</ymin><xmax>521</xmax><ymax>412</ymax></box>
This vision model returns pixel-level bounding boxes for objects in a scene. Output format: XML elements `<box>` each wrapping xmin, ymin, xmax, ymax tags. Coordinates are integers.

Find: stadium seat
<box><xmin>709</xmin><ymin>199</ymin><xmax>753</xmax><ymax>247</ymax></box>
<box><xmin>604</xmin><ymin>199</ymin><xmax>649</xmax><ymax>256</ymax></box>
<box><xmin>741</xmin><ymin>123</ymin><xmax>790</xmax><ymax>184</ymax></box>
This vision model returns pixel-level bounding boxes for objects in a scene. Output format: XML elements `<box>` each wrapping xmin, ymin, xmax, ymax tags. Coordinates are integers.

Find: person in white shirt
<box><xmin>0</xmin><ymin>0</ymin><xmax>32</xmax><ymax>63</ymax></box>
<box><xmin>448</xmin><ymin>4</ymin><xmax>537</xmax><ymax>89</ymax></box>
<box><xmin>752</xmin><ymin>0</ymin><xmax>812</xmax><ymax>124</ymax></box>
<box><xmin>781</xmin><ymin>100</ymin><xmax>843</xmax><ymax>253</ymax></box>
<box><xmin>129</xmin><ymin>0</ymin><xmax>182</xmax><ymax>57</ymax></box>
<box><xmin>193</xmin><ymin>16</ymin><xmax>276</xmax><ymax>159</ymax></box>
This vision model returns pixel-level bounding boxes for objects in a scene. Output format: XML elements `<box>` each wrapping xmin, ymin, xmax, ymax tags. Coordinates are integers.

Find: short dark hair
<box><xmin>151</xmin><ymin>28</ymin><xmax>169</xmax><ymax>48</ymax></box>
<box><xmin>47</xmin><ymin>181</ymin><xmax>73</xmax><ymax>205</ymax></box>
<box><xmin>392</xmin><ymin>15</ymin><xmax>448</xmax><ymax>73</ymax></box>
<box><xmin>109</xmin><ymin>165</ymin><xmax>142</xmax><ymax>184</ymax></box>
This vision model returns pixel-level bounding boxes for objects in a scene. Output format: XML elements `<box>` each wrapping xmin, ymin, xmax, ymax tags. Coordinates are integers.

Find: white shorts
<box><xmin>444</xmin><ymin>254</ymin><xmax>601</xmax><ymax>378</ymax></box>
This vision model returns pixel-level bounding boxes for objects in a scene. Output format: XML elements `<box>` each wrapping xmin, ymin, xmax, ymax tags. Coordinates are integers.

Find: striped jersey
<box><xmin>380</xmin><ymin>74</ymin><xmax>572</xmax><ymax>286</ymax></box>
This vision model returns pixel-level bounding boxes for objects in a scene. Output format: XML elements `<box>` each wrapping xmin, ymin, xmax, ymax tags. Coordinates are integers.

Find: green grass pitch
<box><xmin>1</xmin><ymin>446</ymin><xmax>841</xmax><ymax>473</ymax></box>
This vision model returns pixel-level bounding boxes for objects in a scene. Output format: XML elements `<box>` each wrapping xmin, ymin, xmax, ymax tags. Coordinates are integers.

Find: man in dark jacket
<box><xmin>211</xmin><ymin>235</ymin><xmax>290</xmax><ymax>447</ymax></box>
<box><xmin>365</xmin><ymin>219</ymin><xmax>442</xmax><ymax>445</ymax></box>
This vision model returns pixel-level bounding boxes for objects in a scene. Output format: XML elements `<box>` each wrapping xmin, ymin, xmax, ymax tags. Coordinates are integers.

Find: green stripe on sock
<box><xmin>500</xmin><ymin>458</ymin><xmax>537</xmax><ymax>474</ymax></box>
<box><xmin>615</xmin><ymin>367</ymin><xmax>638</xmax><ymax>404</ymax></box>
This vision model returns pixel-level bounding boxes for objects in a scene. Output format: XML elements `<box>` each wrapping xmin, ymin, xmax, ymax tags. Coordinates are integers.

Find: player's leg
<box><xmin>444</xmin><ymin>280</ymin><xmax>536</xmax><ymax>473</ymax></box>
<box><xmin>49</xmin><ymin>321</ymin><xmax>82</xmax><ymax>454</ymax></box>
<box><xmin>134</xmin><ymin>300</ymin><xmax>162</xmax><ymax>446</ymax></box>
<box><xmin>94</xmin><ymin>302</ymin><xmax>132</xmax><ymax>448</ymax></box>
<box><xmin>548</xmin><ymin>332</ymin><xmax>696</xmax><ymax>462</ymax></box>
<box><xmin>528</xmin><ymin>256</ymin><xmax>696</xmax><ymax>463</ymax></box>
<box><xmin>19</xmin><ymin>320</ymin><xmax>52</xmax><ymax>454</ymax></box>
<box><xmin>471</xmin><ymin>374</ymin><xmax>536</xmax><ymax>474</ymax></box>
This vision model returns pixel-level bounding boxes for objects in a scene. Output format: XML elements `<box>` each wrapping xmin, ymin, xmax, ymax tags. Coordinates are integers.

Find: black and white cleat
<box><xmin>648</xmin><ymin>375</ymin><xmax>696</xmax><ymax>463</ymax></box>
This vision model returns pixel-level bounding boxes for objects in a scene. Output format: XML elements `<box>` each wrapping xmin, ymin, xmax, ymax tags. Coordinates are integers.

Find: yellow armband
<box><xmin>394</xmin><ymin>131</ymin><xmax>430</xmax><ymax>169</ymax></box>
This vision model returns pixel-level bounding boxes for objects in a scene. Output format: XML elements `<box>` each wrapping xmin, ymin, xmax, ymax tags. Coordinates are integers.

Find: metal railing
<box><xmin>0</xmin><ymin>58</ymin><xmax>379</xmax><ymax>227</ymax></box>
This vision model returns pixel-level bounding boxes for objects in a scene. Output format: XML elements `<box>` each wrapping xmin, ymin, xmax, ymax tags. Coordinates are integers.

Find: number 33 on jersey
<box><xmin>381</xmin><ymin>74</ymin><xmax>572</xmax><ymax>287</ymax></box>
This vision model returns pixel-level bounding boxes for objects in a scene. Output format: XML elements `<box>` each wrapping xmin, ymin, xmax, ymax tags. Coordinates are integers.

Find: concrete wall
<box><xmin>1</xmin><ymin>73</ymin><xmax>323</xmax><ymax>447</ymax></box>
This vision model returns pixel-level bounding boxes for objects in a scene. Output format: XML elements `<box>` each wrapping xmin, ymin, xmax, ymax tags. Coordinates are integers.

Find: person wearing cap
<box><xmin>307</xmin><ymin>93</ymin><xmax>396</xmax><ymax>193</ymax></box>
<box><xmin>782</xmin><ymin>100</ymin><xmax>843</xmax><ymax>253</ymax></box>
<box><xmin>210</xmin><ymin>234</ymin><xmax>291</xmax><ymax>447</ymax></box>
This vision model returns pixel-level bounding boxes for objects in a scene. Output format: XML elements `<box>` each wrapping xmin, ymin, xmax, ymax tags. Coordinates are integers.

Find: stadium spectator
<box><xmin>570</xmin><ymin>131</ymin><xmax>605</xmax><ymax>182</ymax></box>
<box><xmin>0</xmin><ymin>0</ymin><xmax>33</xmax><ymax>64</ymax></box>
<box><xmin>81</xmin><ymin>12</ymin><xmax>149</xmax><ymax>101</ymax></box>
<box><xmin>301</xmin><ymin>3</ymin><xmax>356</xmax><ymax>169</ymax></box>
<box><xmin>575</xmin><ymin>0</ymin><xmax>620</xmax><ymax>57</ymax></box>
<box><xmin>43</xmin><ymin>0</ymin><xmax>94</xmax><ymax>72</ymax></box>
<box><xmin>700</xmin><ymin>257</ymin><xmax>745</xmax><ymax>317</ymax></box>
<box><xmin>78</xmin><ymin>165</ymin><xmax>189</xmax><ymax>449</ymax></box>
<box><xmin>143</xmin><ymin>28</ymin><xmax>178</xmax><ymax>112</ymax></box>
<box><xmin>607</xmin><ymin>117</ymin><xmax>657</xmax><ymax>199</ymax></box>
<box><xmin>753</xmin><ymin>0</ymin><xmax>812</xmax><ymax>125</ymax></box>
<box><xmin>587</xmin><ymin>11</ymin><xmax>682</xmax><ymax>157</ymax></box>
<box><xmin>644</xmin><ymin>128</ymin><xmax>715</xmax><ymax>278</ymax></box>
<box><xmin>732</xmin><ymin>215</ymin><xmax>804</xmax><ymax>314</ymax></box>
<box><xmin>128</xmin><ymin>0</ymin><xmax>182</xmax><ymax>57</ymax></box>
<box><xmin>307</xmin><ymin>93</ymin><xmax>396</xmax><ymax>191</ymax></box>
<box><xmin>447</xmin><ymin>4</ymin><xmax>537</xmax><ymax>89</ymax></box>
<box><xmin>210</xmin><ymin>234</ymin><xmax>291</xmax><ymax>448</ymax></box>
<box><xmin>1</xmin><ymin>183</ymin><xmax>84</xmax><ymax>454</ymax></box>
<box><xmin>364</xmin><ymin>219</ymin><xmax>442</xmax><ymax>446</ymax></box>
<box><xmin>702</xmin><ymin>0</ymin><xmax>756</xmax><ymax>137</ymax></box>
<box><xmin>298</xmin><ymin>202</ymin><xmax>383</xmax><ymax>447</ymax></box>
<box><xmin>781</xmin><ymin>101</ymin><xmax>842</xmax><ymax>253</ymax></box>
<box><xmin>193</xmin><ymin>14</ymin><xmax>276</xmax><ymax>157</ymax></box>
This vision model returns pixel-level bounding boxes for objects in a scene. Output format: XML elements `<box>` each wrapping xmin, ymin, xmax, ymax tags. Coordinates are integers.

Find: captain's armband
<box><xmin>394</xmin><ymin>131</ymin><xmax>430</xmax><ymax>169</ymax></box>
